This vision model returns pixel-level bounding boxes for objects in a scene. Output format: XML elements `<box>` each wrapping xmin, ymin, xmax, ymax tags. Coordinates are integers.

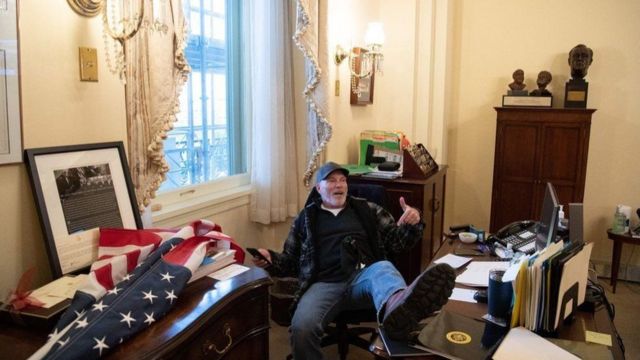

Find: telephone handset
<box><xmin>489</xmin><ymin>220</ymin><xmax>537</xmax><ymax>242</ymax></box>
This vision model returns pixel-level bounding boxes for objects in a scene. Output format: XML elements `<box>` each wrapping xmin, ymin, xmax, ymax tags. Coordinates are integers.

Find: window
<box><xmin>160</xmin><ymin>0</ymin><xmax>245</xmax><ymax>192</ymax></box>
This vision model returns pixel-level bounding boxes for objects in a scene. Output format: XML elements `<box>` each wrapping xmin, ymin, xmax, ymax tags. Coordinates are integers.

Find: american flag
<box><xmin>29</xmin><ymin>220</ymin><xmax>244</xmax><ymax>360</ymax></box>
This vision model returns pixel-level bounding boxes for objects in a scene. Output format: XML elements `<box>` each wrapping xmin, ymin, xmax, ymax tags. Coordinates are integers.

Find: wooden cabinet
<box><xmin>0</xmin><ymin>267</ymin><xmax>272</xmax><ymax>360</ymax></box>
<box><xmin>349</xmin><ymin>166</ymin><xmax>447</xmax><ymax>282</ymax></box>
<box><xmin>490</xmin><ymin>107</ymin><xmax>595</xmax><ymax>233</ymax></box>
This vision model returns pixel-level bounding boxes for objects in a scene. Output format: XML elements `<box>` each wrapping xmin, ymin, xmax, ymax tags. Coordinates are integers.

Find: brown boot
<box><xmin>382</xmin><ymin>263</ymin><xmax>455</xmax><ymax>340</ymax></box>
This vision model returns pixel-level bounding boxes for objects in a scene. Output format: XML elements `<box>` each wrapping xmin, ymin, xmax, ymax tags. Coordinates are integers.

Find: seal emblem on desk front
<box><xmin>446</xmin><ymin>331</ymin><xmax>472</xmax><ymax>344</ymax></box>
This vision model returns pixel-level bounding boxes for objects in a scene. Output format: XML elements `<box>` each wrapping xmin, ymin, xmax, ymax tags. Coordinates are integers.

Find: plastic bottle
<box><xmin>612</xmin><ymin>206</ymin><xmax>626</xmax><ymax>234</ymax></box>
<box><xmin>504</xmin><ymin>243</ymin><xmax>514</xmax><ymax>259</ymax></box>
<box><xmin>558</xmin><ymin>205</ymin><xmax>565</xmax><ymax>228</ymax></box>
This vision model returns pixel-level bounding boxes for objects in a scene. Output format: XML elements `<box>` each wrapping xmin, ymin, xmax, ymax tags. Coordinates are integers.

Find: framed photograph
<box><xmin>350</xmin><ymin>47</ymin><xmax>375</xmax><ymax>105</ymax></box>
<box><xmin>0</xmin><ymin>0</ymin><xmax>23</xmax><ymax>164</ymax></box>
<box><xmin>24</xmin><ymin>142</ymin><xmax>142</xmax><ymax>278</ymax></box>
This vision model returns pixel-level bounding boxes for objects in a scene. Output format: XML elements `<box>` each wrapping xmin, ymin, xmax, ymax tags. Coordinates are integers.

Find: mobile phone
<box><xmin>246</xmin><ymin>247</ymin><xmax>271</xmax><ymax>264</ymax></box>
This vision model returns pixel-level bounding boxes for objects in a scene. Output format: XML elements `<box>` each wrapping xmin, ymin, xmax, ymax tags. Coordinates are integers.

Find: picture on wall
<box><xmin>0</xmin><ymin>0</ymin><xmax>22</xmax><ymax>164</ymax></box>
<box><xmin>24</xmin><ymin>142</ymin><xmax>142</xmax><ymax>278</ymax></box>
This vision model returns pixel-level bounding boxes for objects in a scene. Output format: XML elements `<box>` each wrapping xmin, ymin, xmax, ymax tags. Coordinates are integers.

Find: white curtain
<box><xmin>293</xmin><ymin>0</ymin><xmax>331</xmax><ymax>187</ymax></box>
<box><xmin>248</xmin><ymin>0</ymin><xmax>300</xmax><ymax>224</ymax></box>
<box><xmin>124</xmin><ymin>0</ymin><xmax>190</xmax><ymax>212</ymax></box>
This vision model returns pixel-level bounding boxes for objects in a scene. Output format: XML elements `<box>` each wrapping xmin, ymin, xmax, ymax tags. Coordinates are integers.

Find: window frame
<box><xmin>152</xmin><ymin>0</ymin><xmax>249</xmax><ymax>222</ymax></box>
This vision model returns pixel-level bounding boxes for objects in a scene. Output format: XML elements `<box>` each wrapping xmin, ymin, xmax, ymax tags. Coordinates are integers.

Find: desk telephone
<box><xmin>488</xmin><ymin>220</ymin><xmax>538</xmax><ymax>254</ymax></box>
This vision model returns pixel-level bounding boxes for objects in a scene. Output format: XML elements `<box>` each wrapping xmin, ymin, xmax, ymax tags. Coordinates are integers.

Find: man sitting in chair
<box><xmin>251</xmin><ymin>162</ymin><xmax>455</xmax><ymax>360</ymax></box>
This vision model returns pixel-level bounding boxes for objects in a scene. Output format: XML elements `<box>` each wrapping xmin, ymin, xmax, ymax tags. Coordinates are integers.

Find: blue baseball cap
<box><xmin>316</xmin><ymin>162</ymin><xmax>349</xmax><ymax>183</ymax></box>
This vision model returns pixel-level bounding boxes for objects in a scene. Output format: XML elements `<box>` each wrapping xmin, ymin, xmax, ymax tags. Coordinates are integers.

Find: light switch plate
<box><xmin>79</xmin><ymin>47</ymin><xmax>98</xmax><ymax>82</ymax></box>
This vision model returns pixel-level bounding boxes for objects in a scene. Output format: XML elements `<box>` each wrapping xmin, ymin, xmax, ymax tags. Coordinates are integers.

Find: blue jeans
<box><xmin>289</xmin><ymin>260</ymin><xmax>406</xmax><ymax>360</ymax></box>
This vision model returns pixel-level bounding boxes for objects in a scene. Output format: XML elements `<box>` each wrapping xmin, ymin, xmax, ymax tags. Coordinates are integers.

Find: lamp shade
<box><xmin>364</xmin><ymin>22</ymin><xmax>385</xmax><ymax>46</ymax></box>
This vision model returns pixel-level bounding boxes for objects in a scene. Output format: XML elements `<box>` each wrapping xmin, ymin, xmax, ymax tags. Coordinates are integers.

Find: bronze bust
<box><xmin>568</xmin><ymin>44</ymin><xmax>593</xmax><ymax>80</ymax></box>
<box><xmin>530</xmin><ymin>71</ymin><xmax>552</xmax><ymax>96</ymax></box>
<box><xmin>508</xmin><ymin>69</ymin><xmax>526</xmax><ymax>91</ymax></box>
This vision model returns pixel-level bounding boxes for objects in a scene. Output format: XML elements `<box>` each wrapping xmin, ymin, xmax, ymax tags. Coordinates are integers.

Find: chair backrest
<box><xmin>348</xmin><ymin>183</ymin><xmax>387</xmax><ymax>208</ymax></box>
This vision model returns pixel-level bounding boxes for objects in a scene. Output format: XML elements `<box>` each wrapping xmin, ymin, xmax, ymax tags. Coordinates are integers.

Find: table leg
<box><xmin>611</xmin><ymin>239</ymin><xmax>622</xmax><ymax>293</ymax></box>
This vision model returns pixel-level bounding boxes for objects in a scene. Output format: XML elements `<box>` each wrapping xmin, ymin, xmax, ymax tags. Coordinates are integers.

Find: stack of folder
<box><xmin>507</xmin><ymin>241</ymin><xmax>593</xmax><ymax>333</ymax></box>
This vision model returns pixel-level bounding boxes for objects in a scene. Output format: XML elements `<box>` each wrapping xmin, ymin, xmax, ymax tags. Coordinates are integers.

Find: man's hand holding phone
<box><xmin>247</xmin><ymin>247</ymin><xmax>272</xmax><ymax>268</ymax></box>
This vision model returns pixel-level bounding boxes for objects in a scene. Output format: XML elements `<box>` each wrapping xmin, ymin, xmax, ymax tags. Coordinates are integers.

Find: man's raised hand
<box><xmin>397</xmin><ymin>196</ymin><xmax>420</xmax><ymax>226</ymax></box>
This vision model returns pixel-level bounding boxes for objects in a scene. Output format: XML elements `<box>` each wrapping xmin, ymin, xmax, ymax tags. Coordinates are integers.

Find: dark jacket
<box><xmin>266</xmin><ymin>188</ymin><xmax>424</xmax><ymax>312</ymax></box>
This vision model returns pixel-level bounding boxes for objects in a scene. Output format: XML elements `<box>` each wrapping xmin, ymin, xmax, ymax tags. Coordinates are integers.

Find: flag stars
<box><xmin>142</xmin><ymin>290</ymin><xmax>158</xmax><ymax>304</ymax></box>
<box><xmin>75</xmin><ymin>317</ymin><xmax>89</xmax><ymax>329</ymax></box>
<box><xmin>93</xmin><ymin>336</ymin><xmax>109</xmax><ymax>356</ymax></box>
<box><xmin>107</xmin><ymin>286</ymin><xmax>121</xmax><ymax>296</ymax></box>
<box><xmin>160</xmin><ymin>272</ymin><xmax>175</xmax><ymax>283</ymax></box>
<box><xmin>165</xmin><ymin>289</ymin><xmax>178</xmax><ymax>304</ymax></box>
<box><xmin>122</xmin><ymin>273</ymin><xmax>134</xmax><ymax>282</ymax></box>
<box><xmin>119</xmin><ymin>311</ymin><xmax>136</xmax><ymax>328</ymax></box>
<box><xmin>57</xmin><ymin>337</ymin><xmax>69</xmax><ymax>348</ymax></box>
<box><xmin>92</xmin><ymin>300</ymin><xmax>108</xmax><ymax>312</ymax></box>
<box><xmin>48</xmin><ymin>328</ymin><xmax>60</xmax><ymax>339</ymax></box>
<box><xmin>74</xmin><ymin>309</ymin><xmax>87</xmax><ymax>319</ymax></box>
<box><xmin>144</xmin><ymin>312</ymin><xmax>156</xmax><ymax>325</ymax></box>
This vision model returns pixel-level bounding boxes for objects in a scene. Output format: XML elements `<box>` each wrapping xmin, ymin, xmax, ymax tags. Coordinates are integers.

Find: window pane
<box><xmin>160</xmin><ymin>0</ymin><xmax>244</xmax><ymax>193</ymax></box>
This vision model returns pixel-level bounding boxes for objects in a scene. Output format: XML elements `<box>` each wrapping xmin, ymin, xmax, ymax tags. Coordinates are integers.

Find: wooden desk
<box><xmin>0</xmin><ymin>267</ymin><xmax>272</xmax><ymax>359</ymax></box>
<box><xmin>607</xmin><ymin>229</ymin><xmax>640</xmax><ymax>293</ymax></box>
<box><xmin>371</xmin><ymin>239</ymin><xmax>623</xmax><ymax>359</ymax></box>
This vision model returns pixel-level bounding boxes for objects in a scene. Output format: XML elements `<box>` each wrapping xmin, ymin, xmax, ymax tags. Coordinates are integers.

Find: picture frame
<box><xmin>350</xmin><ymin>47</ymin><xmax>375</xmax><ymax>105</ymax></box>
<box><xmin>0</xmin><ymin>0</ymin><xmax>23</xmax><ymax>164</ymax></box>
<box><xmin>24</xmin><ymin>142</ymin><xmax>142</xmax><ymax>278</ymax></box>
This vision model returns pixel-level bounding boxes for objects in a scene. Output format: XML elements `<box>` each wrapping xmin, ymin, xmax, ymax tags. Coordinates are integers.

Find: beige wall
<box><xmin>447</xmin><ymin>0</ymin><xmax>640</xmax><ymax>269</ymax></box>
<box><xmin>0</xmin><ymin>3</ymin><xmax>127</xmax><ymax>291</ymax></box>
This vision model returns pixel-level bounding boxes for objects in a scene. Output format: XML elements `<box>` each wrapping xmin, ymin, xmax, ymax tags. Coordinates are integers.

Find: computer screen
<box><xmin>535</xmin><ymin>182</ymin><xmax>560</xmax><ymax>251</ymax></box>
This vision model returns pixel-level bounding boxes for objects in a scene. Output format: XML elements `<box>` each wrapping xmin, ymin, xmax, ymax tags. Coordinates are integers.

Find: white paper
<box><xmin>433</xmin><ymin>254</ymin><xmax>472</xmax><ymax>269</ymax></box>
<box><xmin>493</xmin><ymin>326</ymin><xmax>580</xmax><ymax>360</ymax></box>
<box><xmin>448</xmin><ymin>287</ymin><xmax>478</xmax><ymax>303</ymax></box>
<box><xmin>209</xmin><ymin>264</ymin><xmax>250</xmax><ymax>281</ymax></box>
<box><xmin>30</xmin><ymin>274</ymin><xmax>88</xmax><ymax>308</ymax></box>
<box><xmin>503</xmin><ymin>255</ymin><xmax>529</xmax><ymax>283</ymax></box>
<box><xmin>455</xmin><ymin>261</ymin><xmax>510</xmax><ymax>287</ymax></box>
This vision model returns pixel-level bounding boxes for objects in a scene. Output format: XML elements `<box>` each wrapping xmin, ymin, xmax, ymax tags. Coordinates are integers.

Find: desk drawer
<box><xmin>182</xmin><ymin>292</ymin><xmax>269</xmax><ymax>359</ymax></box>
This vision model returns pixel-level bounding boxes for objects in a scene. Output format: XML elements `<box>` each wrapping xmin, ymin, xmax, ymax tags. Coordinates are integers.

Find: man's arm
<box><xmin>261</xmin><ymin>213</ymin><xmax>305</xmax><ymax>278</ymax></box>
<box><xmin>377</xmin><ymin>197</ymin><xmax>425</xmax><ymax>254</ymax></box>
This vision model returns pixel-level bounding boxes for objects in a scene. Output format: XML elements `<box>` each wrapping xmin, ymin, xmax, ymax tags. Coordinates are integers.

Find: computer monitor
<box><xmin>535</xmin><ymin>182</ymin><xmax>560</xmax><ymax>251</ymax></box>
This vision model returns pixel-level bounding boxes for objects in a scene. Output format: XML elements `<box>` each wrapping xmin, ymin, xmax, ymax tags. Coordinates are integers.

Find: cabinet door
<box><xmin>538</xmin><ymin>123</ymin><xmax>588</xmax><ymax>208</ymax></box>
<box><xmin>490</xmin><ymin>122</ymin><xmax>540</xmax><ymax>231</ymax></box>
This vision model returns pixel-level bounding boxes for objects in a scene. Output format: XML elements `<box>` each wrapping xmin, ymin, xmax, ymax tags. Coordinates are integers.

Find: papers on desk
<box><xmin>434</xmin><ymin>254</ymin><xmax>472</xmax><ymax>269</ymax></box>
<box><xmin>455</xmin><ymin>261</ymin><xmax>510</xmax><ymax>287</ymax></box>
<box><xmin>361</xmin><ymin>170</ymin><xmax>402</xmax><ymax>179</ymax></box>
<box><xmin>493</xmin><ymin>326</ymin><xmax>580</xmax><ymax>360</ymax></box>
<box><xmin>448</xmin><ymin>288</ymin><xmax>477</xmax><ymax>303</ymax></box>
<box><xmin>209</xmin><ymin>264</ymin><xmax>249</xmax><ymax>281</ymax></box>
<box><xmin>31</xmin><ymin>274</ymin><xmax>88</xmax><ymax>308</ymax></box>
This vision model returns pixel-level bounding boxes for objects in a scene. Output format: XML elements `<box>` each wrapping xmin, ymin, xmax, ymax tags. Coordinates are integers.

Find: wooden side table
<box><xmin>607</xmin><ymin>229</ymin><xmax>640</xmax><ymax>293</ymax></box>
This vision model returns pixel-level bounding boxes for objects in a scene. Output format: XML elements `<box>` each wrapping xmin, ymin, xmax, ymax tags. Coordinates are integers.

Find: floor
<box><xmin>268</xmin><ymin>279</ymin><xmax>640</xmax><ymax>360</ymax></box>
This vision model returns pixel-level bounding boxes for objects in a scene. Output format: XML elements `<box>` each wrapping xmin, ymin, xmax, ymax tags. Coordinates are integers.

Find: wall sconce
<box><xmin>67</xmin><ymin>0</ymin><xmax>169</xmax><ymax>80</ymax></box>
<box><xmin>335</xmin><ymin>22</ymin><xmax>385</xmax><ymax>96</ymax></box>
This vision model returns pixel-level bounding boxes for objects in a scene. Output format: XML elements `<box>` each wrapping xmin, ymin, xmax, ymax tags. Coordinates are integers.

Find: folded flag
<box><xmin>29</xmin><ymin>220</ymin><xmax>242</xmax><ymax>360</ymax></box>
